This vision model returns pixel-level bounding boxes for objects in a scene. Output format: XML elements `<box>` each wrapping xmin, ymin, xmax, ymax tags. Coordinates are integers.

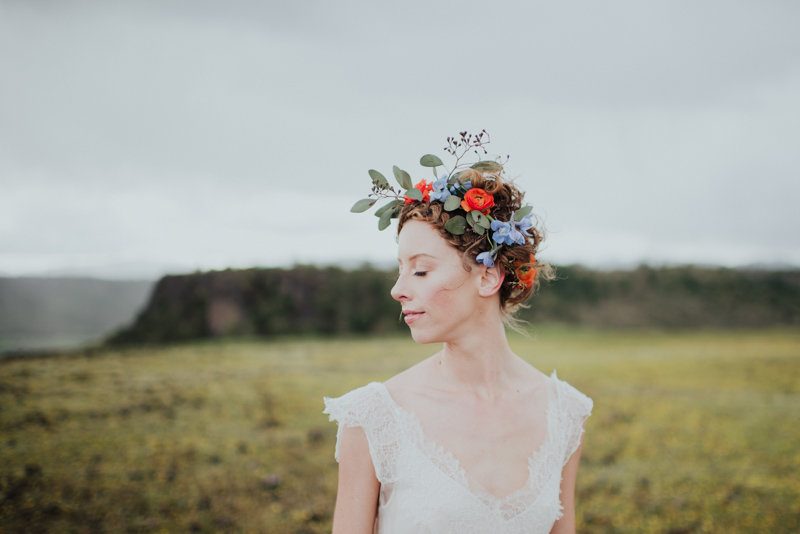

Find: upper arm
<box><xmin>550</xmin><ymin>424</ymin><xmax>585</xmax><ymax>534</ymax></box>
<box><xmin>332</xmin><ymin>424</ymin><xmax>381</xmax><ymax>534</ymax></box>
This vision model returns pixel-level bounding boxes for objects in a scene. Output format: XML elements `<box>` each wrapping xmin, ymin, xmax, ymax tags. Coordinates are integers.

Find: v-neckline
<box><xmin>373</xmin><ymin>373</ymin><xmax>558</xmax><ymax>512</ymax></box>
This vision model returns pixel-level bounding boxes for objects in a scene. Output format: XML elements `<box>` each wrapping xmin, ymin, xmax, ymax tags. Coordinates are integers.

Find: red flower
<box><xmin>404</xmin><ymin>179</ymin><xmax>434</xmax><ymax>204</ymax></box>
<box><xmin>460</xmin><ymin>188</ymin><xmax>494</xmax><ymax>214</ymax></box>
<box><xmin>514</xmin><ymin>254</ymin><xmax>537</xmax><ymax>288</ymax></box>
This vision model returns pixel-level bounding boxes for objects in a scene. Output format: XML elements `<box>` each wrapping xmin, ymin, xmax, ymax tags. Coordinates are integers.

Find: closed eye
<box><xmin>413</xmin><ymin>271</ymin><xmax>427</xmax><ymax>277</ymax></box>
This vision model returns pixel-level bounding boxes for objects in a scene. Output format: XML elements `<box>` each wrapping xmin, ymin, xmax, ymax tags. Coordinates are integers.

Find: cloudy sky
<box><xmin>2</xmin><ymin>0</ymin><xmax>799</xmax><ymax>279</ymax></box>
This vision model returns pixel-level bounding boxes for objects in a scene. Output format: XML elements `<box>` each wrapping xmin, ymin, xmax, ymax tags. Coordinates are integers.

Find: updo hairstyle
<box><xmin>397</xmin><ymin>167</ymin><xmax>554</xmax><ymax>316</ymax></box>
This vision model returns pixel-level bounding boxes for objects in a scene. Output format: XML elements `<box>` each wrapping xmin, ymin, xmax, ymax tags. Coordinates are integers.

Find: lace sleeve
<box><xmin>552</xmin><ymin>373</ymin><xmax>593</xmax><ymax>466</ymax></box>
<box><xmin>322</xmin><ymin>382</ymin><xmax>399</xmax><ymax>483</ymax></box>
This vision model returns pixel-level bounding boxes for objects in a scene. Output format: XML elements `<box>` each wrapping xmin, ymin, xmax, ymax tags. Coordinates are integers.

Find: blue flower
<box><xmin>449</xmin><ymin>180</ymin><xmax>473</xmax><ymax>195</ymax></box>
<box><xmin>429</xmin><ymin>176</ymin><xmax>451</xmax><ymax>202</ymax></box>
<box><xmin>476</xmin><ymin>245</ymin><xmax>501</xmax><ymax>267</ymax></box>
<box><xmin>476</xmin><ymin>251</ymin><xmax>495</xmax><ymax>267</ymax></box>
<box><xmin>514</xmin><ymin>213</ymin><xmax>534</xmax><ymax>237</ymax></box>
<box><xmin>491</xmin><ymin>220</ymin><xmax>525</xmax><ymax>246</ymax></box>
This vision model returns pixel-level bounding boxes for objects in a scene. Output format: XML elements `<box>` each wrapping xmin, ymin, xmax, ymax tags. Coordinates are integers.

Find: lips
<box><xmin>402</xmin><ymin>310</ymin><xmax>424</xmax><ymax>325</ymax></box>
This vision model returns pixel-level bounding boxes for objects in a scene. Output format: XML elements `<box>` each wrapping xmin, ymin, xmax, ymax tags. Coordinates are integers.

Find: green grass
<box><xmin>1</xmin><ymin>328</ymin><xmax>799</xmax><ymax>533</ymax></box>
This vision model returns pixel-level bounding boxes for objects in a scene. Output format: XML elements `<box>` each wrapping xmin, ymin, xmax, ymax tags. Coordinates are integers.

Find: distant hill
<box><xmin>107</xmin><ymin>265</ymin><xmax>800</xmax><ymax>346</ymax></box>
<box><xmin>0</xmin><ymin>277</ymin><xmax>154</xmax><ymax>352</ymax></box>
<box><xmin>523</xmin><ymin>265</ymin><xmax>800</xmax><ymax>328</ymax></box>
<box><xmin>107</xmin><ymin>266</ymin><xmax>400</xmax><ymax>345</ymax></box>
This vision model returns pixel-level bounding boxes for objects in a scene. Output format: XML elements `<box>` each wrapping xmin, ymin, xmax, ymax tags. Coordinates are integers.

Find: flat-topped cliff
<box><xmin>106</xmin><ymin>265</ymin><xmax>800</xmax><ymax>345</ymax></box>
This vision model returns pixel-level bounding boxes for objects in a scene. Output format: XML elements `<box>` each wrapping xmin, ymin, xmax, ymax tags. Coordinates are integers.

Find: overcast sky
<box><xmin>2</xmin><ymin>0</ymin><xmax>799</xmax><ymax>279</ymax></box>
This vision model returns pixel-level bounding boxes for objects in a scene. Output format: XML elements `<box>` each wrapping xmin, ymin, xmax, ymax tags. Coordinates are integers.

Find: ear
<box><xmin>478</xmin><ymin>263</ymin><xmax>505</xmax><ymax>298</ymax></box>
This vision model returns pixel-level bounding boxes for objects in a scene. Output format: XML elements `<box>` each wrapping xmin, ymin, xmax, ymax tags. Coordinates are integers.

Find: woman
<box><xmin>324</xmin><ymin>135</ymin><xmax>592</xmax><ymax>534</ymax></box>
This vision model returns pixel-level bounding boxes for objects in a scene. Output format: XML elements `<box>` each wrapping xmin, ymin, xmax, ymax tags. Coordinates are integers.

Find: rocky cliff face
<box><xmin>106</xmin><ymin>265</ymin><xmax>800</xmax><ymax>345</ymax></box>
<box><xmin>107</xmin><ymin>266</ymin><xmax>402</xmax><ymax>344</ymax></box>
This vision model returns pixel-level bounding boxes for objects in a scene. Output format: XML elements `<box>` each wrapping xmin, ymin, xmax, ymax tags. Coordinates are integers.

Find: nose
<box><xmin>390</xmin><ymin>273</ymin><xmax>409</xmax><ymax>303</ymax></box>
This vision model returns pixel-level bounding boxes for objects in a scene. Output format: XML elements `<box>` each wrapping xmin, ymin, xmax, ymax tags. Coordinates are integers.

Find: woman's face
<box><xmin>390</xmin><ymin>220</ymin><xmax>487</xmax><ymax>344</ymax></box>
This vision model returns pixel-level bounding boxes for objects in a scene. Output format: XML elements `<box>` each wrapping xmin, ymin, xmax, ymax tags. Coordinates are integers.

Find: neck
<box><xmin>437</xmin><ymin>312</ymin><xmax>518</xmax><ymax>400</ymax></box>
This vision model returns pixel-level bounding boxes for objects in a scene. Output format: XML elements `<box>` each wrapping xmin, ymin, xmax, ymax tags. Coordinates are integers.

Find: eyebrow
<box><xmin>404</xmin><ymin>253</ymin><xmax>438</xmax><ymax>262</ymax></box>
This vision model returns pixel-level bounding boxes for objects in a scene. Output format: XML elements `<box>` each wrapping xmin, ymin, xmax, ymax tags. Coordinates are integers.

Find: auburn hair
<box><xmin>397</xmin><ymin>167</ymin><xmax>554</xmax><ymax>319</ymax></box>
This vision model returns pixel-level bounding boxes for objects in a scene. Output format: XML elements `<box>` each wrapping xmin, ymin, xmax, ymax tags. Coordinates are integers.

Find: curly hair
<box><xmin>397</xmin><ymin>167</ymin><xmax>554</xmax><ymax>321</ymax></box>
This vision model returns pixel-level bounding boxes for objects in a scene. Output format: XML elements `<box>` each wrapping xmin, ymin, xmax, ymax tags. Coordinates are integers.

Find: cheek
<box><xmin>426</xmin><ymin>278</ymin><xmax>475</xmax><ymax>318</ymax></box>
<box><xmin>427</xmin><ymin>286</ymin><xmax>457</xmax><ymax>312</ymax></box>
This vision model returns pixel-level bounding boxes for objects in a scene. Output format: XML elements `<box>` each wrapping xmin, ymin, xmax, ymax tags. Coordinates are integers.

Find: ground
<box><xmin>1</xmin><ymin>327</ymin><xmax>799</xmax><ymax>533</ymax></box>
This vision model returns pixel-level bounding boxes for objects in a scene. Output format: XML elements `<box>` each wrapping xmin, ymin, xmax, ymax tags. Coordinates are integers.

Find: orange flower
<box><xmin>460</xmin><ymin>188</ymin><xmax>494</xmax><ymax>214</ymax></box>
<box><xmin>404</xmin><ymin>179</ymin><xmax>434</xmax><ymax>204</ymax></box>
<box><xmin>514</xmin><ymin>254</ymin><xmax>537</xmax><ymax>288</ymax></box>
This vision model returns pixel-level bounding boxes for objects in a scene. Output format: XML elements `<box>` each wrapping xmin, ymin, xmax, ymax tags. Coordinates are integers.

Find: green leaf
<box><xmin>393</xmin><ymin>165</ymin><xmax>413</xmax><ymax>190</ymax></box>
<box><xmin>374</xmin><ymin>200</ymin><xmax>399</xmax><ymax>218</ymax></box>
<box><xmin>444</xmin><ymin>195</ymin><xmax>462</xmax><ymax>211</ymax></box>
<box><xmin>444</xmin><ymin>215</ymin><xmax>467</xmax><ymax>235</ymax></box>
<box><xmin>474</xmin><ymin>224</ymin><xmax>486</xmax><ymax>235</ymax></box>
<box><xmin>475</xmin><ymin>212</ymin><xmax>491</xmax><ymax>229</ymax></box>
<box><xmin>466</xmin><ymin>211</ymin><xmax>476</xmax><ymax>225</ymax></box>
<box><xmin>391</xmin><ymin>205</ymin><xmax>403</xmax><ymax>218</ymax></box>
<box><xmin>471</xmin><ymin>161</ymin><xmax>503</xmax><ymax>172</ymax></box>
<box><xmin>447</xmin><ymin>175</ymin><xmax>457</xmax><ymax>185</ymax></box>
<box><xmin>378</xmin><ymin>208</ymin><xmax>393</xmax><ymax>231</ymax></box>
<box><xmin>514</xmin><ymin>205</ymin><xmax>533</xmax><ymax>220</ymax></box>
<box><xmin>419</xmin><ymin>154</ymin><xmax>444</xmax><ymax>167</ymax></box>
<box><xmin>405</xmin><ymin>188</ymin><xmax>423</xmax><ymax>201</ymax></box>
<box><xmin>350</xmin><ymin>198</ymin><xmax>375</xmax><ymax>213</ymax></box>
<box><xmin>368</xmin><ymin>169</ymin><xmax>389</xmax><ymax>188</ymax></box>
<box><xmin>432</xmin><ymin>167</ymin><xmax>438</xmax><ymax>178</ymax></box>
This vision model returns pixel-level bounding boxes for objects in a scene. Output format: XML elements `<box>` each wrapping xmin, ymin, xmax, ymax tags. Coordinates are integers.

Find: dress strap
<box><xmin>323</xmin><ymin>382</ymin><xmax>401</xmax><ymax>484</ymax></box>
<box><xmin>550</xmin><ymin>371</ymin><xmax>593</xmax><ymax>466</ymax></box>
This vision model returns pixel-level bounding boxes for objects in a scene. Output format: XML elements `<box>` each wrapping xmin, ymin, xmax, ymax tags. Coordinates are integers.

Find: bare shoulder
<box><xmin>511</xmin><ymin>354</ymin><xmax>549</xmax><ymax>389</ymax></box>
<box><xmin>383</xmin><ymin>352</ymin><xmax>548</xmax><ymax>404</ymax></box>
<box><xmin>382</xmin><ymin>353</ymin><xmax>439</xmax><ymax>406</ymax></box>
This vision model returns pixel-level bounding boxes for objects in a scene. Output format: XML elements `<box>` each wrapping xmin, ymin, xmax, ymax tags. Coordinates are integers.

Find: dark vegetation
<box><xmin>525</xmin><ymin>265</ymin><xmax>800</xmax><ymax>328</ymax></box>
<box><xmin>107</xmin><ymin>266</ymin><xmax>402</xmax><ymax>345</ymax></box>
<box><xmin>107</xmin><ymin>265</ymin><xmax>800</xmax><ymax>345</ymax></box>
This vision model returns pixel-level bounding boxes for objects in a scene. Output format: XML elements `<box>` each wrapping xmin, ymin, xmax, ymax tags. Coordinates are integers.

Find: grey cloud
<box><xmin>1</xmin><ymin>0</ymin><xmax>799</xmax><ymax>276</ymax></box>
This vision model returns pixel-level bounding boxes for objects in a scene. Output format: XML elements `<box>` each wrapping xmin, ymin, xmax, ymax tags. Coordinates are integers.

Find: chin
<box><xmin>408</xmin><ymin>327</ymin><xmax>444</xmax><ymax>345</ymax></box>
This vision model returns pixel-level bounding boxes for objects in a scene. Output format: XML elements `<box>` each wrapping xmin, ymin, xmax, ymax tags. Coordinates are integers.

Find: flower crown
<box><xmin>351</xmin><ymin>131</ymin><xmax>537</xmax><ymax>289</ymax></box>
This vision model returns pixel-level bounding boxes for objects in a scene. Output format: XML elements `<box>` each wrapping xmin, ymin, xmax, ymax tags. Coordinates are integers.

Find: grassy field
<box><xmin>1</xmin><ymin>327</ymin><xmax>799</xmax><ymax>533</ymax></box>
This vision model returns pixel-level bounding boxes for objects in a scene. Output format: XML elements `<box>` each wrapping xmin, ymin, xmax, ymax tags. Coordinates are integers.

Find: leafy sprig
<box><xmin>444</xmin><ymin>130</ymin><xmax>490</xmax><ymax>170</ymax></box>
<box><xmin>352</xmin><ymin>131</ymin><xmax>522</xmax><ymax>237</ymax></box>
<box><xmin>350</xmin><ymin>166</ymin><xmax>417</xmax><ymax>230</ymax></box>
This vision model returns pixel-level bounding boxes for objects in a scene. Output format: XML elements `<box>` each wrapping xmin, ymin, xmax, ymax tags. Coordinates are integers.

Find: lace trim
<box><xmin>550</xmin><ymin>370</ymin><xmax>594</xmax><ymax>466</ymax></box>
<box><xmin>376</xmin><ymin>377</ymin><xmax>561</xmax><ymax>521</ymax></box>
<box><xmin>323</xmin><ymin>382</ymin><xmax>400</xmax><ymax>483</ymax></box>
<box><xmin>323</xmin><ymin>373</ymin><xmax>593</xmax><ymax>528</ymax></box>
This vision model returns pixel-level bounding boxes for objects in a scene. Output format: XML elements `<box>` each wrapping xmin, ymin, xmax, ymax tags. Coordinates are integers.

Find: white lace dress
<box><xmin>323</xmin><ymin>370</ymin><xmax>593</xmax><ymax>534</ymax></box>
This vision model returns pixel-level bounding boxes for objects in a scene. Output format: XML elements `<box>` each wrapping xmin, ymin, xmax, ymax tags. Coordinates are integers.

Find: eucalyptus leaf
<box><xmin>378</xmin><ymin>209</ymin><xmax>393</xmax><ymax>231</ymax></box>
<box><xmin>350</xmin><ymin>198</ymin><xmax>376</xmax><ymax>213</ymax></box>
<box><xmin>419</xmin><ymin>154</ymin><xmax>444</xmax><ymax>167</ymax></box>
<box><xmin>471</xmin><ymin>161</ymin><xmax>503</xmax><ymax>172</ymax></box>
<box><xmin>393</xmin><ymin>165</ymin><xmax>413</xmax><ymax>190</ymax></box>
<box><xmin>447</xmin><ymin>175</ymin><xmax>457</xmax><ymax>185</ymax></box>
<box><xmin>444</xmin><ymin>215</ymin><xmax>467</xmax><ymax>235</ymax></box>
<box><xmin>444</xmin><ymin>195</ymin><xmax>462</xmax><ymax>211</ymax></box>
<box><xmin>374</xmin><ymin>200</ymin><xmax>398</xmax><ymax>218</ymax></box>
<box><xmin>368</xmin><ymin>169</ymin><xmax>389</xmax><ymax>188</ymax></box>
<box><xmin>474</xmin><ymin>224</ymin><xmax>486</xmax><ymax>235</ymax></box>
<box><xmin>475</xmin><ymin>212</ymin><xmax>491</xmax><ymax>229</ymax></box>
<box><xmin>406</xmin><ymin>188</ymin><xmax>423</xmax><ymax>201</ymax></box>
<box><xmin>466</xmin><ymin>211</ymin><xmax>475</xmax><ymax>225</ymax></box>
<box><xmin>391</xmin><ymin>205</ymin><xmax>403</xmax><ymax>218</ymax></box>
<box><xmin>514</xmin><ymin>205</ymin><xmax>533</xmax><ymax>220</ymax></box>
